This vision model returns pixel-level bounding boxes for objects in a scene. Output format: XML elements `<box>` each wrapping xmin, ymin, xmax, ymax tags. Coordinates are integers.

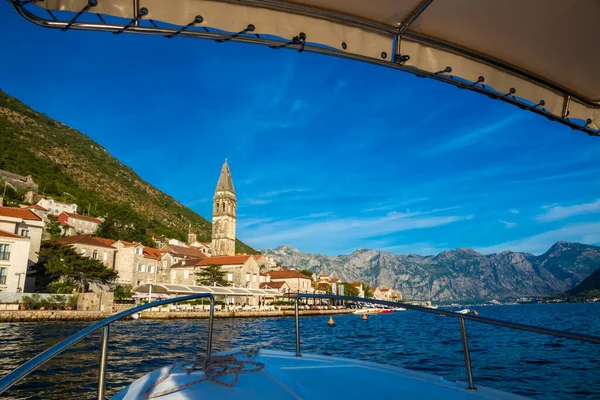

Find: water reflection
<box><xmin>0</xmin><ymin>303</ymin><xmax>598</xmax><ymax>399</ymax></box>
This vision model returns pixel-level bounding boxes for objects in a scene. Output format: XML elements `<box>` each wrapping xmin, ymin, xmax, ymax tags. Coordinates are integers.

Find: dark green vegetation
<box><xmin>299</xmin><ymin>269</ymin><xmax>313</xmax><ymax>278</ymax></box>
<box><xmin>195</xmin><ymin>264</ymin><xmax>228</xmax><ymax>286</ymax></box>
<box><xmin>30</xmin><ymin>241</ymin><xmax>118</xmax><ymax>292</ymax></box>
<box><xmin>0</xmin><ymin>89</ymin><xmax>257</xmax><ymax>253</ymax></box>
<box><xmin>563</xmin><ymin>268</ymin><xmax>600</xmax><ymax>302</ymax></box>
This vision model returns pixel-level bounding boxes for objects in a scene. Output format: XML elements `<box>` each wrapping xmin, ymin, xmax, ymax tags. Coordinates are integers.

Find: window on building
<box><xmin>104</xmin><ymin>252</ymin><xmax>108</xmax><ymax>261</ymax></box>
<box><xmin>227</xmin><ymin>273</ymin><xmax>233</xmax><ymax>282</ymax></box>
<box><xmin>171</xmin><ymin>271</ymin><xmax>176</xmax><ymax>281</ymax></box>
<box><xmin>246</xmin><ymin>272</ymin><xmax>250</xmax><ymax>282</ymax></box>
<box><xmin>136</xmin><ymin>247</ymin><xmax>142</xmax><ymax>255</ymax></box>
<box><xmin>136</xmin><ymin>264</ymin><xmax>142</xmax><ymax>272</ymax></box>
<box><xmin>162</xmin><ymin>260</ymin><xmax>167</xmax><ymax>267</ymax></box>
<box><xmin>184</xmin><ymin>270</ymin><xmax>189</xmax><ymax>279</ymax></box>
<box><xmin>149</xmin><ymin>266</ymin><xmax>155</xmax><ymax>273</ymax></box>
<box><xmin>252</xmin><ymin>274</ymin><xmax>257</xmax><ymax>282</ymax></box>
<box><xmin>19</xmin><ymin>229</ymin><xmax>30</xmax><ymax>238</ymax></box>
<box><xmin>92</xmin><ymin>250</ymin><xmax>98</xmax><ymax>259</ymax></box>
<box><xmin>136</xmin><ymin>280</ymin><xmax>142</xmax><ymax>285</ymax></box>
<box><xmin>0</xmin><ymin>267</ymin><xmax>6</xmax><ymax>284</ymax></box>
<box><xmin>0</xmin><ymin>244</ymin><xmax>9</xmax><ymax>261</ymax></box>
<box><xmin>82</xmin><ymin>249</ymin><xmax>87</xmax><ymax>256</ymax></box>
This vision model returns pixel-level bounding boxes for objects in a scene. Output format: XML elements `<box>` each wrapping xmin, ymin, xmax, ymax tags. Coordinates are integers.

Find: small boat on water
<box><xmin>353</xmin><ymin>308</ymin><xmax>379</xmax><ymax>315</ymax></box>
<box><xmin>379</xmin><ymin>309</ymin><xmax>394</xmax><ymax>314</ymax></box>
<box><xmin>456</xmin><ymin>309</ymin><xmax>471</xmax><ymax>315</ymax></box>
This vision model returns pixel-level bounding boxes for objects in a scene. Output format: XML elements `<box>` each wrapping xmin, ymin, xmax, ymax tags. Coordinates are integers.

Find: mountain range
<box><xmin>264</xmin><ymin>242</ymin><xmax>600</xmax><ymax>303</ymax></box>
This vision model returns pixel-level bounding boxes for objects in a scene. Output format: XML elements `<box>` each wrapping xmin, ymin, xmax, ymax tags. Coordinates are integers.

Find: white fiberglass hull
<box><xmin>112</xmin><ymin>349</ymin><xmax>529</xmax><ymax>400</ymax></box>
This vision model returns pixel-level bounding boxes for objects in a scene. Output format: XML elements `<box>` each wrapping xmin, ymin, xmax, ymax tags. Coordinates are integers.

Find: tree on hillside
<box><xmin>299</xmin><ymin>269</ymin><xmax>313</xmax><ymax>278</ymax></box>
<box><xmin>195</xmin><ymin>264</ymin><xmax>228</xmax><ymax>286</ymax></box>
<box><xmin>342</xmin><ymin>282</ymin><xmax>359</xmax><ymax>297</ymax></box>
<box><xmin>30</xmin><ymin>241</ymin><xmax>118</xmax><ymax>292</ymax></box>
<box><xmin>95</xmin><ymin>205</ymin><xmax>156</xmax><ymax>247</ymax></box>
<box><xmin>362</xmin><ymin>283</ymin><xmax>373</xmax><ymax>298</ymax></box>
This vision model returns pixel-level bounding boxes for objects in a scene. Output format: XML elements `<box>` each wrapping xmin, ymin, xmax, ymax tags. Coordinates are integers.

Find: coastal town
<box><xmin>0</xmin><ymin>162</ymin><xmax>401</xmax><ymax>314</ymax></box>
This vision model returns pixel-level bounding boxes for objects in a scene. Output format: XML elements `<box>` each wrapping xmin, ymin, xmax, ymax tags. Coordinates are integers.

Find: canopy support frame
<box><xmin>10</xmin><ymin>1</ymin><xmax>600</xmax><ymax>136</ymax></box>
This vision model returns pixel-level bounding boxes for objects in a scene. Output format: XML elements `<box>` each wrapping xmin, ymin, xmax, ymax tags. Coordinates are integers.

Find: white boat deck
<box><xmin>112</xmin><ymin>349</ymin><xmax>529</xmax><ymax>399</ymax></box>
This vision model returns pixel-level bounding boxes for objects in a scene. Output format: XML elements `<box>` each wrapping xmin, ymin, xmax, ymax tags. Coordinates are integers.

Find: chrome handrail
<box><xmin>0</xmin><ymin>293</ymin><xmax>215</xmax><ymax>399</ymax></box>
<box><xmin>294</xmin><ymin>294</ymin><xmax>600</xmax><ymax>390</ymax></box>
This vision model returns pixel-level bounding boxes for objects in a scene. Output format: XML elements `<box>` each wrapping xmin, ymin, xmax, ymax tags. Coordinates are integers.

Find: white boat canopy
<box><xmin>132</xmin><ymin>282</ymin><xmax>283</xmax><ymax>297</ymax></box>
<box><xmin>11</xmin><ymin>0</ymin><xmax>600</xmax><ymax>135</ymax></box>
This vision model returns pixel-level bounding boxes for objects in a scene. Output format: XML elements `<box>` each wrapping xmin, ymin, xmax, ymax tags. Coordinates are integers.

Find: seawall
<box><xmin>0</xmin><ymin>309</ymin><xmax>352</xmax><ymax>322</ymax></box>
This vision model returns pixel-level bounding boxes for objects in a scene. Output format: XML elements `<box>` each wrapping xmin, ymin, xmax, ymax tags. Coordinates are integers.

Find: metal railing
<box><xmin>294</xmin><ymin>294</ymin><xmax>600</xmax><ymax>390</ymax></box>
<box><xmin>0</xmin><ymin>293</ymin><xmax>215</xmax><ymax>399</ymax></box>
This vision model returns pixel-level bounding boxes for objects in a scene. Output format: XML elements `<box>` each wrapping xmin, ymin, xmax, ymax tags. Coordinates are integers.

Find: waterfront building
<box><xmin>211</xmin><ymin>160</ymin><xmax>236</xmax><ymax>257</ymax></box>
<box><xmin>0</xmin><ymin>206</ymin><xmax>44</xmax><ymax>292</ymax></box>
<box><xmin>265</xmin><ymin>270</ymin><xmax>313</xmax><ymax>294</ymax></box>
<box><xmin>55</xmin><ymin>234</ymin><xmax>117</xmax><ymax>269</ymax></box>
<box><xmin>0</xmin><ymin>230</ymin><xmax>30</xmax><ymax>292</ymax></box>
<box><xmin>349</xmin><ymin>282</ymin><xmax>365</xmax><ymax>298</ymax></box>
<box><xmin>371</xmin><ymin>286</ymin><xmax>383</xmax><ymax>299</ymax></box>
<box><xmin>58</xmin><ymin>212</ymin><xmax>102</xmax><ymax>235</ymax></box>
<box><xmin>112</xmin><ymin>240</ymin><xmax>173</xmax><ymax>285</ymax></box>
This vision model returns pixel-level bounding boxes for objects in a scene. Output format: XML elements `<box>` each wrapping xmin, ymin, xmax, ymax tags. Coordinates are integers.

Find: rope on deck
<box><xmin>143</xmin><ymin>349</ymin><xmax>264</xmax><ymax>398</ymax></box>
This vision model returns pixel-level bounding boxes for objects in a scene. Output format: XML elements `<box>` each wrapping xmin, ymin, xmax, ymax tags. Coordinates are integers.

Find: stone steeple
<box><xmin>211</xmin><ymin>160</ymin><xmax>236</xmax><ymax>256</ymax></box>
<box><xmin>215</xmin><ymin>160</ymin><xmax>235</xmax><ymax>193</ymax></box>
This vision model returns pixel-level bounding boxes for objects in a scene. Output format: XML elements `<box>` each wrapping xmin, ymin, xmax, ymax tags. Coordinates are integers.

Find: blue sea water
<box><xmin>0</xmin><ymin>303</ymin><xmax>599</xmax><ymax>399</ymax></box>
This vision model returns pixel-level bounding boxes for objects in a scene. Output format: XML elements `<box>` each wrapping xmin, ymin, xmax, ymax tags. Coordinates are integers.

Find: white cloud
<box><xmin>499</xmin><ymin>220</ymin><xmax>517</xmax><ymax>229</ymax></box>
<box><xmin>421</xmin><ymin>114</ymin><xmax>523</xmax><ymax>156</ymax></box>
<box><xmin>536</xmin><ymin>199</ymin><xmax>600</xmax><ymax>222</ymax></box>
<box><xmin>510</xmin><ymin>209</ymin><xmax>520</xmax><ymax>214</ymax></box>
<box><xmin>241</xmin><ymin>209</ymin><xmax>472</xmax><ymax>253</ymax></box>
<box><xmin>476</xmin><ymin>222</ymin><xmax>600</xmax><ymax>255</ymax></box>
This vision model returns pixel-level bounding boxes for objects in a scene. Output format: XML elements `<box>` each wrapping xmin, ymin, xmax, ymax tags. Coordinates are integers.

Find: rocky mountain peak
<box><xmin>263</xmin><ymin>242</ymin><xmax>600</xmax><ymax>303</ymax></box>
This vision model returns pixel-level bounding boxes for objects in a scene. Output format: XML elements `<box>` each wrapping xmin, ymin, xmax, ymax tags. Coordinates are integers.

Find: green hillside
<box><xmin>0</xmin><ymin>89</ymin><xmax>257</xmax><ymax>253</ymax></box>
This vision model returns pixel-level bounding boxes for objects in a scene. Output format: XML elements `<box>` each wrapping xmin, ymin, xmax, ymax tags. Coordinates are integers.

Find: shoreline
<box><xmin>0</xmin><ymin>308</ymin><xmax>352</xmax><ymax>322</ymax></box>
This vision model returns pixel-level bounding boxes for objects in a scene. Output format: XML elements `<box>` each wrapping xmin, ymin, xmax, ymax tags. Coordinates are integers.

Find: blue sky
<box><xmin>1</xmin><ymin>3</ymin><xmax>600</xmax><ymax>256</ymax></box>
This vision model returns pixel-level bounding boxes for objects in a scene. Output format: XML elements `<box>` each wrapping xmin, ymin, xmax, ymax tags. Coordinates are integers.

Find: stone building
<box><xmin>58</xmin><ymin>212</ymin><xmax>102</xmax><ymax>235</ymax></box>
<box><xmin>0</xmin><ymin>169</ymin><xmax>38</xmax><ymax>192</ymax></box>
<box><xmin>160</xmin><ymin>243</ymin><xmax>207</xmax><ymax>264</ymax></box>
<box><xmin>211</xmin><ymin>161</ymin><xmax>236</xmax><ymax>256</ymax></box>
<box><xmin>55</xmin><ymin>235</ymin><xmax>117</xmax><ymax>270</ymax></box>
<box><xmin>349</xmin><ymin>282</ymin><xmax>365</xmax><ymax>298</ymax></box>
<box><xmin>112</xmin><ymin>240</ymin><xmax>173</xmax><ymax>286</ymax></box>
<box><xmin>266</xmin><ymin>270</ymin><xmax>313</xmax><ymax>294</ymax></box>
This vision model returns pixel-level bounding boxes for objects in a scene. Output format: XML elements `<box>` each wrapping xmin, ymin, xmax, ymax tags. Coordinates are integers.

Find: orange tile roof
<box><xmin>94</xmin><ymin>237</ymin><xmax>116</xmax><ymax>247</ymax></box>
<box><xmin>0</xmin><ymin>207</ymin><xmax>42</xmax><ymax>221</ymax></box>
<box><xmin>266</xmin><ymin>270</ymin><xmax>312</xmax><ymax>280</ymax></box>
<box><xmin>196</xmin><ymin>255</ymin><xmax>251</xmax><ymax>266</ymax></box>
<box><xmin>169</xmin><ymin>244</ymin><xmax>208</xmax><ymax>259</ymax></box>
<box><xmin>55</xmin><ymin>234</ymin><xmax>115</xmax><ymax>248</ymax></box>
<box><xmin>143</xmin><ymin>247</ymin><xmax>164</xmax><ymax>260</ymax></box>
<box><xmin>380</xmin><ymin>287</ymin><xmax>391</xmax><ymax>292</ymax></box>
<box><xmin>24</xmin><ymin>204</ymin><xmax>48</xmax><ymax>211</ymax></box>
<box><xmin>350</xmin><ymin>282</ymin><xmax>362</xmax><ymax>287</ymax></box>
<box><xmin>260</xmin><ymin>281</ymin><xmax>286</xmax><ymax>289</ymax></box>
<box><xmin>62</xmin><ymin>212</ymin><xmax>102</xmax><ymax>223</ymax></box>
<box><xmin>371</xmin><ymin>286</ymin><xmax>378</xmax><ymax>292</ymax></box>
<box><xmin>328</xmin><ymin>278</ymin><xmax>340</xmax><ymax>283</ymax></box>
<box><xmin>0</xmin><ymin>229</ymin><xmax>27</xmax><ymax>239</ymax></box>
<box><xmin>118</xmin><ymin>240</ymin><xmax>141</xmax><ymax>247</ymax></box>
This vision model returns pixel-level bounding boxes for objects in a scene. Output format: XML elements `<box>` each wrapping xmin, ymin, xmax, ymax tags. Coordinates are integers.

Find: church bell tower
<box><xmin>211</xmin><ymin>160</ymin><xmax>236</xmax><ymax>256</ymax></box>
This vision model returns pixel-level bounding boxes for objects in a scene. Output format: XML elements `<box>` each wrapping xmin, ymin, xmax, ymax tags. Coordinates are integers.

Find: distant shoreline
<box><xmin>0</xmin><ymin>308</ymin><xmax>352</xmax><ymax>322</ymax></box>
